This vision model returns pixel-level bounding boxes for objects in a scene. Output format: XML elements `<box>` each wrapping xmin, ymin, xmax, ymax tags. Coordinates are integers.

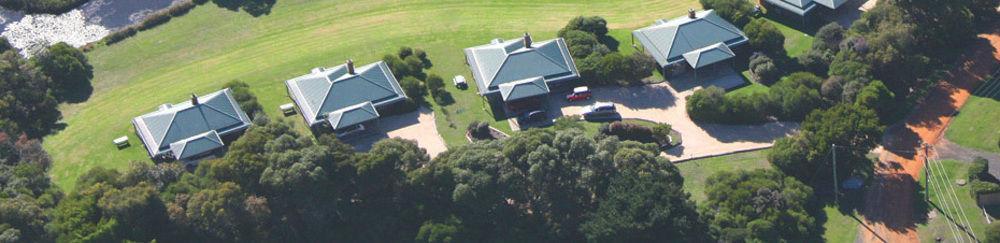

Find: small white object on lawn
<box><xmin>113</xmin><ymin>136</ymin><xmax>129</xmax><ymax>147</ymax></box>
<box><xmin>453</xmin><ymin>75</ymin><xmax>467</xmax><ymax>86</ymax></box>
<box><xmin>280</xmin><ymin>103</ymin><xmax>295</xmax><ymax>115</ymax></box>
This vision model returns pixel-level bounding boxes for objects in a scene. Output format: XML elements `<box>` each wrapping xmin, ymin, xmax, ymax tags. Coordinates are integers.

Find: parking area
<box><xmin>523</xmin><ymin>69</ymin><xmax>799</xmax><ymax>162</ymax></box>
<box><xmin>341</xmin><ymin>107</ymin><xmax>448</xmax><ymax>158</ymax></box>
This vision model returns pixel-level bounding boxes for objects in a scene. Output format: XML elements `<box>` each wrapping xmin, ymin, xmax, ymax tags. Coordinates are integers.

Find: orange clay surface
<box><xmin>857</xmin><ymin>32</ymin><xmax>1000</xmax><ymax>243</ymax></box>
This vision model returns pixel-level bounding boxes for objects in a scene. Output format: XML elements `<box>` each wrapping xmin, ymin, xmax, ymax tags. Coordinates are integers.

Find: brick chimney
<box><xmin>346</xmin><ymin>59</ymin><xmax>355</xmax><ymax>75</ymax></box>
<box><xmin>688</xmin><ymin>8</ymin><xmax>696</xmax><ymax>19</ymax></box>
<box><xmin>190</xmin><ymin>93</ymin><xmax>199</xmax><ymax>105</ymax></box>
<box><xmin>523</xmin><ymin>32</ymin><xmax>532</xmax><ymax>48</ymax></box>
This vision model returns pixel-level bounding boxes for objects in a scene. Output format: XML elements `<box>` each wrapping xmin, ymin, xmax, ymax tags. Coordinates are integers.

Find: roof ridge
<box><xmin>154</xmin><ymin>112</ymin><xmax>178</xmax><ymax>147</ymax></box>
<box><xmin>701</xmin><ymin>15</ymin><xmax>743</xmax><ymax>36</ymax></box>
<box><xmin>532</xmin><ymin>42</ymin><xmax>571</xmax><ymax>72</ymax></box>
<box><xmin>487</xmin><ymin>48</ymin><xmax>512</xmax><ymax>87</ymax></box>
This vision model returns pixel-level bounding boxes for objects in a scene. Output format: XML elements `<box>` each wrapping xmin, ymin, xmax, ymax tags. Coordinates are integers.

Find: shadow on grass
<box><xmin>212</xmin><ymin>0</ymin><xmax>276</xmax><ymax>17</ymax></box>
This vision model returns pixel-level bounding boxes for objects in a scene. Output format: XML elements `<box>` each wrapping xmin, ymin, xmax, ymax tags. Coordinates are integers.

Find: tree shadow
<box><xmin>212</xmin><ymin>0</ymin><xmax>276</xmax><ymax>17</ymax></box>
<box><xmin>59</xmin><ymin>81</ymin><xmax>93</xmax><ymax>104</ymax></box>
<box><xmin>598</xmin><ymin>35</ymin><xmax>620</xmax><ymax>52</ymax></box>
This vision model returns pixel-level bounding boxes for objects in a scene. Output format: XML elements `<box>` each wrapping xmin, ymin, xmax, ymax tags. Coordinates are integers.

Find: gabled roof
<box><xmin>763</xmin><ymin>0</ymin><xmax>849</xmax><ymax>15</ymax></box>
<box><xmin>285</xmin><ymin>61</ymin><xmax>406</xmax><ymax>126</ymax></box>
<box><xmin>465</xmin><ymin>36</ymin><xmax>579</xmax><ymax>95</ymax></box>
<box><xmin>633</xmin><ymin>10</ymin><xmax>748</xmax><ymax>68</ymax></box>
<box><xmin>327</xmin><ymin>101</ymin><xmax>379</xmax><ymax>130</ymax></box>
<box><xmin>499</xmin><ymin>77</ymin><xmax>551</xmax><ymax>101</ymax></box>
<box><xmin>133</xmin><ymin>89</ymin><xmax>252</xmax><ymax>158</ymax></box>
<box><xmin>169</xmin><ymin>130</ymin><xmax>224</xmax><ymax>160</ymax></box>
<box><xmin>682</xmin><ymin>43</ymin><xmax>736</xmax><ymax>68</ymax></box>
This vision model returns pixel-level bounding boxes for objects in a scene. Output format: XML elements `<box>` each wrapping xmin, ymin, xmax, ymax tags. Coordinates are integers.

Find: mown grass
<box><xmin>918</xmin><ymin>159</ymin><xmax>993</xmax><ymax>243</ymax></box>
<box><xmin>42</xmin><ymin>0</ymin><xmax>701</xmax><ymax>189</ymax></box>
<box><xmin>945</xmin><ymin>96</ymin><xmax>1000</xmax><ymax>153</ymax></box>
<box><xmin>766</xmin><ymin>18</ymin><xmax>814</xmax><ymax>58</ymax></box>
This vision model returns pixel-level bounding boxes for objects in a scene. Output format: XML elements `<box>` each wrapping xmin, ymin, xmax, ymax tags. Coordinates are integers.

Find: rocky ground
<box><xmin>0</xmin><ymin>0</ymin><xmax>178</xmax><ymax>57</ymax></box>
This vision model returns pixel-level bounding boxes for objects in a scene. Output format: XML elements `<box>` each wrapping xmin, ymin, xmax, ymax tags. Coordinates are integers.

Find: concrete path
<box><xmin>546</xmin><ymin>70</ymin><xmax>798</xmax><ymax>162</ymax></box>
<box><xmin>345</xmin><ymin>107</ymin><xmax>447</xmax><ymax>158</ymax></box>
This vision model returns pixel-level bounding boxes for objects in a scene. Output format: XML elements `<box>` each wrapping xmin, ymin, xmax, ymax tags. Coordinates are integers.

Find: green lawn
<box><xmin>765</xmin><ymin>18</ymin><xmax>814</xmax><ymax>58</ymax></box>
<box><xmin>42</xmin><ymin>0</ymin><xmax>700</xmax><ymax>189</ymax></box>
<box><xmin>727</xmin><ymin>73</ymin><xmax>770</xmax><ymax>97</ymax></box>
<box><xmin>945</xmin><ymin>95</ymin><xmax>1000</xmax><ymax>153</ymax></box>
<box><xmin>823</xmin><ymin>206</ymin><xmax>861</xmax><ymax>243</ymax></box>
<box><xmin>676</xmin><ymin>149</ymin><xmax>772</xmax><ymax>202</ymax></box>
<box><xmin>917</xmin><ymin>159</ymin><xmax>993</xmax><ymax>242</ymax></box>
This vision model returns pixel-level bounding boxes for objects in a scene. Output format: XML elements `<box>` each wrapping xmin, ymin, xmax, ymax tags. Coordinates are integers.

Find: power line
<box><xmin>930</xmin><ymin>152</ymin><xmax>979</xmax><ymax>241</ymax></box>
<box><xmin>925</xmin><ymin>152</ymin><xmax>966</xmax><ymax>242</ymax></box>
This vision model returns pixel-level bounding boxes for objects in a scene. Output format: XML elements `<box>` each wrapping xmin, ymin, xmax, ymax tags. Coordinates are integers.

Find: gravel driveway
<box><xmin>548</xmin><ymin>70</ymin><xmax>799</xmax><ymax>162</ymax></box>
<box><xmin>345</xmin><ymin>107</ymin><xmax>447</xmax><ymax>158</ymax></box>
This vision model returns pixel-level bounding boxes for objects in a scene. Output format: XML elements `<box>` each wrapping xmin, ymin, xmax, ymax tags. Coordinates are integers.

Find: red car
<box><xmin>566</xmin><ymin>86</ymin><xmax>591</xmax><ymax>101</ymax></box>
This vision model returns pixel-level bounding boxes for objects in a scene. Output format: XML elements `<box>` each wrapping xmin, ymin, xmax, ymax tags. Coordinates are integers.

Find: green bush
<box><xmin>222</xmin><ymin>80</ymin><xmax>262</xmax><ymax>117</ymax></box>
<box><xmin>400</xmin><ymin>76</ymin><xmax>426</xmax><ymax>102</ymax></box>
<box><xmin>600</xmin><ymin>121</ymin><xmax>655</xmax><ymax>144</ymax></box>
<box><xmin>970</xmin><ymin>180</ymin><xmax>1000</xmax><ymax>197</ymax></box>
<box><xmin>743</xmin><ymin>18</ymin><xmax>785</xmax><ymax>56</ymax></box>
<box><xmin>699</xmin><ymin>0</ymin><xmax>753</xmax><ymax>27</ymax></box>
<box><xmin>651</xmin><ymin>123</ymin><xmax>673</xmax><ymax>145</ymax></box>
<box><xmin>749</xmin><ymin>53</ymin><xmax>781</xmax><ymax>85</ymax></box>
<box><xmin>0</xmin><ymin>0</ymin><xmax>89</xmax><ymax>14</ymax></box>
<box><xmin>466</xmin><ymin>121</ymin><xmax>491</xmax><ymax>140</ymax></box>
<box><xmin>969</xmin><ymin>157</ymin><xmax>993</xmax><ymax>181</ymax></box>
<box><xmin>687</xmin><ymin>86</ymin><xmax>772</xmax><ymax>124</ymax></box>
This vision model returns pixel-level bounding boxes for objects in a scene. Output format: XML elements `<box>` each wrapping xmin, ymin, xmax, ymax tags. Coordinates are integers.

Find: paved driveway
<box><xmin>547</xmin><ymin>70</ymin><xmax>798</xmax><ymax>162</ymax></box>
<box><xmin>344</xmin><ymin>107</ymin><xmax>447</xmax><ymax>158</ymax></box>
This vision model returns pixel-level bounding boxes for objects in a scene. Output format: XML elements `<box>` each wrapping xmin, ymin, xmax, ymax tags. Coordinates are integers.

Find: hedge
<box><xmin>102</xmin><ymin>0</ymin><xmax>205</xmax><ymax>45</ymax></box>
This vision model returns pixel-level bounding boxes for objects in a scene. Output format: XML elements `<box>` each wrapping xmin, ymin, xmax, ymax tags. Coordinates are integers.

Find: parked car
<box><xmin>518</xmin><ymin>110</ymin><xmax>548</xmax><ymax>124</ymax></box>
<box><xmin>453</xmin><ymin>75</ymin><xmax>468</xmax><ymax>89</ymax></box>
<box><xmin>582</xmin><ymin>102</ymin><xmax>616</xmax><ymax>116</ymax></box>
<box><xmin>566</xmin><ymin>86</ymin><xmax>591</xmax><ymax>101</ymax></box>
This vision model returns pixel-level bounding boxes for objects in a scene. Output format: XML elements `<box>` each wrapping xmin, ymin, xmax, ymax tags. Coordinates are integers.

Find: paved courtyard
<box><xmin>343</xmin><ymin>107</ymin><xmax>448</xmax><ymax>158</ymax></box>
<box><xmin>544</xmin><ymin>69</ymin><xmax>799</xmax><ymax>162</ymax></box>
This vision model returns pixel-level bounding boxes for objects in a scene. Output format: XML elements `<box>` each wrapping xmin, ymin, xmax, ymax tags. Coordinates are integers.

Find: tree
<box><xmin>749</xmin><ymin>53</ymin><xmax>781</xmax><ymax>85</ymax></box>
<box><xmin>854</xmin><ymin>80</ymin><xmax>896</xmax><ymax>122</ymax></box>
<box><xmin>743</xmin><ymin>18</ymin><xmax>785</xmax><ymax>56</ymax></box>
<box><xmin>769</xmin><ymin>72</ymin><xmax>824</xmax><ymax>121</ymax></box>
<box><xmin>702</xmin><ymin>169</ymin><xmax>817</xmax><ymax>242</ymax></box>
<box><xmin>223</xmin><ymin>80</ymin><xmax>263</xmax><ymax>117</ymax></box>
<box><xmin>820</xmin><ymin>76</ymin><xmax>845</xmax><ymax>101</ymax></box>
<box><xmin>700</xmin><ymin>0</ymin><xmax>754</xmax><ymax>27</ymax></box>
<box><xmin>400</xmin><ymin>76</ymin><xmax>427</xmax><ymax>101</ymax></box>
<box><xmin>562</xmin><ymin>30</ymin><xmax>604</xmax><ymax>58</ymax></box>
<box><xmin>813</xmin><ymin>23</ymin><xmax>845</xmax><ymax>52</ymax></box>
<box><xmin>0</xmin><ymin>38</ymin><xmax>11</xmax><ymax>53</ymax></box>
<box><xmin>686</xmin><ymin>86</ymin><xmax>728</xmax><ymax>122</ymax></box>
<box><xmin>558</xmin><ymin>16</ymin><xmax>609</xmax><ymax>38</ymax></box>
<box><xmin>32</xmin><ymin>42</ymin><xmax>93</xmax><ymax>102</ymax></box>
<box><xmin>770</xmin><ymin>104</ymin><xmax>882</xmax><ymax>183</ymax></box>
<box><xmin>580</xmin><ymin>150</ymin><xmax>709</xmax><ymax>242</ymax></box>
<box><xmin>0</xmin><ymin>51</ymin><xmax>61</xmax><ymax>137</ymax></box>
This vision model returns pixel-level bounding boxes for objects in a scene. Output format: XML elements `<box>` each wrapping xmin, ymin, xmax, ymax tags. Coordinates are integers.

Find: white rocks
<box><xmin>1</xmin><ymin>10</ymin><xmax>108</xmax><ymax>57</ymax></box>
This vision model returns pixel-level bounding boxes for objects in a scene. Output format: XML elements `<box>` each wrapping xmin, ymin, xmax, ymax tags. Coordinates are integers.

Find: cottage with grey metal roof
<box><xmin>464</xmin><ymin>33</ymin><xmax>579</xmax><ymax>102</ymax></box>
<box><xmin>285</xmin><ymin>60</ymin><xmax>407</xmax><ymax>132</ymax></box>
<box><xmin>763</xmin><ymin>0</ymin><xmax>849</xmax><ymax>16</ymax></box>
<box><xmin>132</xmin><ymin>89</ymin><xmax>252</xmax><ymax>161</ymax></box>
<box><xmin>633</xmin><ymin>9</ymin><xmax>748</xmax><ymax>72</ymax></box>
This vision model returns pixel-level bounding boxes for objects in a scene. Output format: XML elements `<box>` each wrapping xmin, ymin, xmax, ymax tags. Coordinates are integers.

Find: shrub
<box><xmin>988</xmin><ymin>222</ymin><xmax>1000</xmax><ymax>243</ymax></box>
<box><xmin>223</xmin><ymin>80</ymin><xmax>262</xmax><ymax>117</ymax></box>
<box><xmin>687</xmin><ymin>86</ymin><xmax>772</xmax><ymax>124</ymax></box>
<box><xmin>562</xmin><ymin>30</ymin><xmax>603</xmax><ymax>58</ymax></box>
<box><xmin>466</xmin><ymin>121</ymin><xmax>492</xmax><ymax>140</ymax></box>
<box><xmin>970</xmin><ymin>180</ymin><xmax>1000</xmax><ymax>197</ymax></box>
<box><xmin>798</xmin><ymin>49</ymin><xmax>833</xmax><ymax>75</ymax></box>
<box><xmin>969</xmin><ymin>157</ymin><xmax>992</xmax><ymax>182</ymax></box>
<box><xmin>101</xmin><ymin>0</ymin><xmax>203</xmax><ymax>45</ymax></box>
<box><xmin>558</xmin><ymin>16</ymin><xmax>609</xmax><ymax>37</ymax></box>
<box><xmin>854</xmin><ymin>80</ymin><xmax>896</xmax><ymax>122</ymax></box>
<box><xmin>743</xmin><ymin>18</ymin><xmax>785</xmax><ymax>56</ymax></box>
<box><xmin>600</xmin><ymin>122</ymin><xmax>655</xmax><ymax>144</ymax></box>
<box><xmin>425</xmin><ymin>74</ymin><xmax>451</xmax><ymax>105</ymax></box>
<box><xmin>749</xmin><ymin>53</ymin><xmax>781</xmax><ymax>85</ymax></box>
<box><xmin>651</xmin><ymin>123</ymin><xmax>673</xmax><ymax>145</ymax></box>
<box><xmin>32</xmin><ymin>42</ymin><xmax>93</xmax><ymax>101</ymax></box>
<box><xmin>700</xmin><ymin>0</ymin><xmax>753</xmax><ymax>27</ymax></box>
<box><xmin>0</xmin><ymin>37</ymin><xmax>11</xmax><ymax>53</ymax></box>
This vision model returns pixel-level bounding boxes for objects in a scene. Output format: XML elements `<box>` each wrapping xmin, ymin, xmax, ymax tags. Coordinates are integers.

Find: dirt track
<box><xmin>856</xmin><ymin>32</ymin><xmax>1000</xmax><ymax>243</ymax></box>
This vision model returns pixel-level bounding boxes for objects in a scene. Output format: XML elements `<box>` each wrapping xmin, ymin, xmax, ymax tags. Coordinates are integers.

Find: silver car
<box><xmin>582</xmin><ymin>102</ymin><xmax>616</xmax><ymax>116</ymax></box>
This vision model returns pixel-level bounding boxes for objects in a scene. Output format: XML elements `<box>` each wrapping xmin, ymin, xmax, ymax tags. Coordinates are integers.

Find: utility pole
<box><xmin>923</xmin><ymin>143</ymin><xmax>930</xmax><ymax>201</ymax></box>
<box><xmin>832</xmin><ymin>144</ymin><xmax>838</xmax><ymax>203</ymax></box>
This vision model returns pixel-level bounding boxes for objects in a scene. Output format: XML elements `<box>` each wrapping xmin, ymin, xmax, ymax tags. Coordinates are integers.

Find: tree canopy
<box><xmin>702</xmin><ymin>169</ymin><xmax>818</xmax><ymax>242</ymax></box>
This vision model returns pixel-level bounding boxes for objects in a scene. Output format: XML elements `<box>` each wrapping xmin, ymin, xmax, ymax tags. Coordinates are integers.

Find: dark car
<box><xmin>518</xmin><ymin>110</ymin><xmax>548</xmax><ymax>124</ymax></box>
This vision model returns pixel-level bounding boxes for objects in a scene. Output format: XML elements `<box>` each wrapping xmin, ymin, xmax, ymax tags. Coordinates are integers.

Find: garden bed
<box><xmin>465</xmin><ymin>126</ymin><xmax>509</xmax><ymax>142</ymax></box>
